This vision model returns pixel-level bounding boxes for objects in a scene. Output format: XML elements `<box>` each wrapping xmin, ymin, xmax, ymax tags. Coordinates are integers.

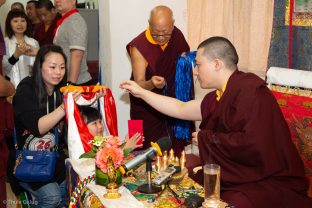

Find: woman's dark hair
<box><xmin>5</xmin><ymin>9</ymin><xmax>33</xmax><ymax>38</ymax></box>
<box><xmin>32</xmin><ymin>44</ymin><xmax>68</xmax><ymax>113</ymax></box>
<box><xmin>79</xmin><ymin>106</ymin><xmax>102</xmax><ymax>124</ymax></box>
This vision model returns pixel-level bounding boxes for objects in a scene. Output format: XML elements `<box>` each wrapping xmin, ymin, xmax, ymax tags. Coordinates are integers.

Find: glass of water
<box><xmin>202</xmin><ymin>164</ymin><xmax>221</xmax><ymax>208</ymax></box>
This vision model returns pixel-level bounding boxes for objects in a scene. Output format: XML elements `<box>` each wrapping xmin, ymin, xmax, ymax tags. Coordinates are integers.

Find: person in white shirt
<box><xmin>3</xmin><ymin>9</ymin><xmax>39</xmax><ymax>87</ymax></box>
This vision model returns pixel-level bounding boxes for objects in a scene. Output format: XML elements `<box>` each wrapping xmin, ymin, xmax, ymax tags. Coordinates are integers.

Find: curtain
<box><xmin>187</xmin><ymin>0</ymin><xmax>274</xmax><ymax>79</ymax></box>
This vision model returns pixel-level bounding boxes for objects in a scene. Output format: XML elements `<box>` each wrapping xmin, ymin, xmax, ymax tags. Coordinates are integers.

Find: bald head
<box><xmin>198</xmin><ymin>36</ymin><xmax>238</xmax><ymax>70</ymax></box>
<box><xmin>148</xmin><ymin>6</ymin><xmax>174</xmax><ymax>29</ymax></box>
<box><xmin>148</xmin><ymin>6</ymin><xmax>175</xmax><ymax>45</ymax></box>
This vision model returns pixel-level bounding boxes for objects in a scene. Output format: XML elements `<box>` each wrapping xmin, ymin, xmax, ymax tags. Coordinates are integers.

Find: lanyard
<box><xmin>47</xmin><ymin>92</ymin><xmax>56</xmax><ymax>114</ymax></box>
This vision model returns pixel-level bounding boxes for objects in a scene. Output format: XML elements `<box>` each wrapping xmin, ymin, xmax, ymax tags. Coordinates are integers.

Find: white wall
<box><xmin>99</xmin><ymin>0</ymin><xmax>187</xmax><ymax>137</ymax></box>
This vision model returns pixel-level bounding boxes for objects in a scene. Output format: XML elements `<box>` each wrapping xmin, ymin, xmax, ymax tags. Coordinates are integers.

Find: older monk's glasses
<box><xmin>151</xmin><ymin>33</ymin><xmax>172</xmax><ymax>39</ymax></box>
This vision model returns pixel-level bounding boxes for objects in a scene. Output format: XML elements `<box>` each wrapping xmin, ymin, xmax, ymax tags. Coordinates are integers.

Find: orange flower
<box><xmin>95</xmin><ymin>145</ymin><xmax>124</xmax><ymax>173</ymax></box>
<box><xmin>106</xmin><ymin>135</ymin><xmax>123</xmax><ymax>147</ymax></box>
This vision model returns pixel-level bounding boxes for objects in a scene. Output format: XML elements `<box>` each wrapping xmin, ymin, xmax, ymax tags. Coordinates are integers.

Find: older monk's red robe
<box><xmin>198</xmin><ymin>70</ymin><xmax>312</xmax><ymax>208</ymax></box>
<box><xmin>127</xmin><ymin>27</ymin><xmax>194</xmax><ymax>155</ymax></box>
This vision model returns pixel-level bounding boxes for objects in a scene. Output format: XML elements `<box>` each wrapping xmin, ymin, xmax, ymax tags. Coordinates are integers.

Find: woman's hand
<box><xmin>62</xmin><ymin>88</ymin><xmax>82</xmax><ymax>102</ymax></box>
<box><xmin>71</xmin><ymin>89</ymin><xmax>82</xmax><ymax>102</ymax></box>
<box><xmin>95</xmin><ymin>83</ymin><xmax>107</xmax><ymax>99</ymax></box>
<box><xmin>14</xmin><ymin>42</ymin><xmax>28</xmax><ymax>58</ymax></box>
<box><xmin>123</xmin><ymin>132</ymin><xmax>144</xmax><ymax>151</ymax></box>
<box><xmin>58</xmin><ymin>89</ymin><xmax>82</xmax><ymax>114</ymax></box>
<box><xmin>25</xmin><ymin>44</ymin><xmax>39</xmax><ymax>57</ymax></box>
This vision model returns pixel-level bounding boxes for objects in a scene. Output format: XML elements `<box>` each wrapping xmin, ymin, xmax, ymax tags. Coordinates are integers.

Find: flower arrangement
<box><xmin>95</xmin><ymin>136</ymin><xmax>124</xmax><ymax>173</ymax></box>
<box><xmin>80</xmin><ymin>135</ymin><xmax>132</xmax><ymax>186</ymax></box>
<box><xmin>80</xmin><ymin>135</ymin><xmax>131</xmax><ymax>173</ymax></box>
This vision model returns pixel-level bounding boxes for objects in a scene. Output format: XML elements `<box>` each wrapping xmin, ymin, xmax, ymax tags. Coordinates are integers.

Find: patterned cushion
<box><xmin>271</xmin><ymin>89</ymin><xmax>312</xmax><ymax>197</ymax></box>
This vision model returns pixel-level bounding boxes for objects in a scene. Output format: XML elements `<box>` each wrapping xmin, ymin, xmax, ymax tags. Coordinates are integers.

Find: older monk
<box><xmin>126</xmin><ymin>5</ymin><xmax>194</xmax><ymax>155</ymax></box>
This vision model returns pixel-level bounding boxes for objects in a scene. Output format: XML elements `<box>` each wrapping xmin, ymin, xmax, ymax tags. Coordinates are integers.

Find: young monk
<box><xmin>120</xmin><ymin>36</ymin><xmax>312</xmax><ymax>208</ymax></box>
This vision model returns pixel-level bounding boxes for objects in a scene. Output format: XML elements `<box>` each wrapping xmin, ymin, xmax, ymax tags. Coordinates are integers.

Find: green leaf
<box><xmin>115</xmin><ymin>169</ymin><xmax>122</xmax><ymax>185</ymax></box>
<box><xmin>95</xmin><ymin>167</ymin><xmax>109</xmax><ymax>186</ymax></box>
<box><xmin>79</xmin><ymin>151</ymin><xmax>96</xmax><ymax>158</ymax></box>
<box><xmin>91</xmin><ymin>146</ymin><xmax>98</xmax><ymax>153</ymax></box>
<box><xmin>123</xmin><ymin>148</ymin><xmax>132</xmax><ymax>158</ymax></box>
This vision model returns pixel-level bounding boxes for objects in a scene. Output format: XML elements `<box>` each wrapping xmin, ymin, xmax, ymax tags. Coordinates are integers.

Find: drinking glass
<box><xmin>202</xmin><ymin>164</ymin><xmax>221</xmax><ymax>208</ymax></box>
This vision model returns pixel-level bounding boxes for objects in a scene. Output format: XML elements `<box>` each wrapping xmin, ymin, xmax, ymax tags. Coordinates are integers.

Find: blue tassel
<box><xmin>174</xmin><ymin>51</ymin><xmax>197</xmax><ymax>139</ymax></box>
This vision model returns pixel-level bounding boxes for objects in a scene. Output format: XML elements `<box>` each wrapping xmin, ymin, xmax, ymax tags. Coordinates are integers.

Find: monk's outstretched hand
<box><xmin>120</xmin><ymin>80</ymin><xmax>145</xmax><ymax>98</ymax></box>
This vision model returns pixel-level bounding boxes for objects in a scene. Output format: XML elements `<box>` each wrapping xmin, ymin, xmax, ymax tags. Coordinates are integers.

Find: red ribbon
<box><xmin>53</xmin><ymin>9</ymin><xmax>79</xmax><ymax>36</ymax></box>
<box><xmin>288</xmin><ymin>0</ymin><xmax>294</xmax><ymax>68</ymax></box>
<box><xmin>104</xmin><ymin>89</ymin><xmax>118</xmax><ymax>137</ymax></box>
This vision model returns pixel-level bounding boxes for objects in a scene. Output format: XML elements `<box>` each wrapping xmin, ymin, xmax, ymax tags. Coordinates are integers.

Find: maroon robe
<box><xmin>197</xmin><ymin>70</ymin><xmax>312</xmax><ymax>208</ymax></box>
<box><xmin>33</xmin><ymin>14</ymin><xmax>61</xmax><ymax>46</ymax></box>
<box><xmin>127</xmin><ymin>27</ymin><xmax>194</xmax><ymax>155</ymax></box>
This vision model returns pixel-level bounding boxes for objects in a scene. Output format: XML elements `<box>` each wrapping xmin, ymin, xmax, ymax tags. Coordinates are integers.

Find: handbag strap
<box><xmin>14</xmin><ymin>91</ymin><xmax>60</xmax><ymax>149</ymax></box>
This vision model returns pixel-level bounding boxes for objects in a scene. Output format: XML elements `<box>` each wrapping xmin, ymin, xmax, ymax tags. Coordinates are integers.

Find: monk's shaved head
<box><xmin>149</xmin><ymin>5</ymin><xmax>174</xmax><ymax>29</ymax></box>
<box><xmin>198</xmin><ymin>36</ymin><xmax>238</xmax><ymax>70</ymax></box>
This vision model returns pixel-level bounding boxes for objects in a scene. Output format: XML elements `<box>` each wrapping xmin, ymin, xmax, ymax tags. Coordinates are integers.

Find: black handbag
<box><xmin>13</xmin><ymin>92</ymin><xmax>59</xmax><ymax>182</ymax></box>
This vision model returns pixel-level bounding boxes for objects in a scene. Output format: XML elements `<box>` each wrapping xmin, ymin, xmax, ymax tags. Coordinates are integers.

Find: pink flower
<box><xmin>106</xmin><ymin>135</ymin><xmax>122</xmax><ymax>147</ymax></box>
<box><xmin>95</xmin><ymin>145</ymin><xmax>124</xmax><ymax>173</ymax></box>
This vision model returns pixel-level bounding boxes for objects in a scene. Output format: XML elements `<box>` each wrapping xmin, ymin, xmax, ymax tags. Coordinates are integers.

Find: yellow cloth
<box><xmin>216</xmin><ymin>82</ymin><xmax>227</xmax><ymax>101</ymax></box>
<box><xmin>145</xmin><ymin>27</ymin><xmax>168</xmax><ymax>51</ymax></box>
<box><xmin>44</xmin><ymin>24</ymin><xmax>50</xmax><ymax>32</ymax></box>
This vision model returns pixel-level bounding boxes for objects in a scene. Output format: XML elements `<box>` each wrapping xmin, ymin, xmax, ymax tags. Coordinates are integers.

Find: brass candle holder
<box><xmin>168</xmin><ymin>149</ymin><xmax>175</xmax><ymax>164</ymax></box>
<box><xmin>157</xmin><ymin>149</ymin><xmax>187</xmax><ymax>170</ymax></box>
<box><xmin>162</xmin><ymin>150</ymin><xmax>168</xmax><ymax>169</ymax></box>
<box><xmin>156</xmin><ymin>149</ymin><xmax>188</xmax><ymax>181</ymax></box>
<box><xmin>155</xmin><ymin>156</ymin><xmax>161</xmax><ymax>173</ymax></box>
<box><xmin>180</xmin><ymin>150</ymin><xmax>186</xmax><ymax>171</ymax></box>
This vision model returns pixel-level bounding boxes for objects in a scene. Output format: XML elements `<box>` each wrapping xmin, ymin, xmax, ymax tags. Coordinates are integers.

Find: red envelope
<box><xmin>128</xmin><ymin>120</ymin><xmax>143</xmax><ymax>145</ymax></box>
